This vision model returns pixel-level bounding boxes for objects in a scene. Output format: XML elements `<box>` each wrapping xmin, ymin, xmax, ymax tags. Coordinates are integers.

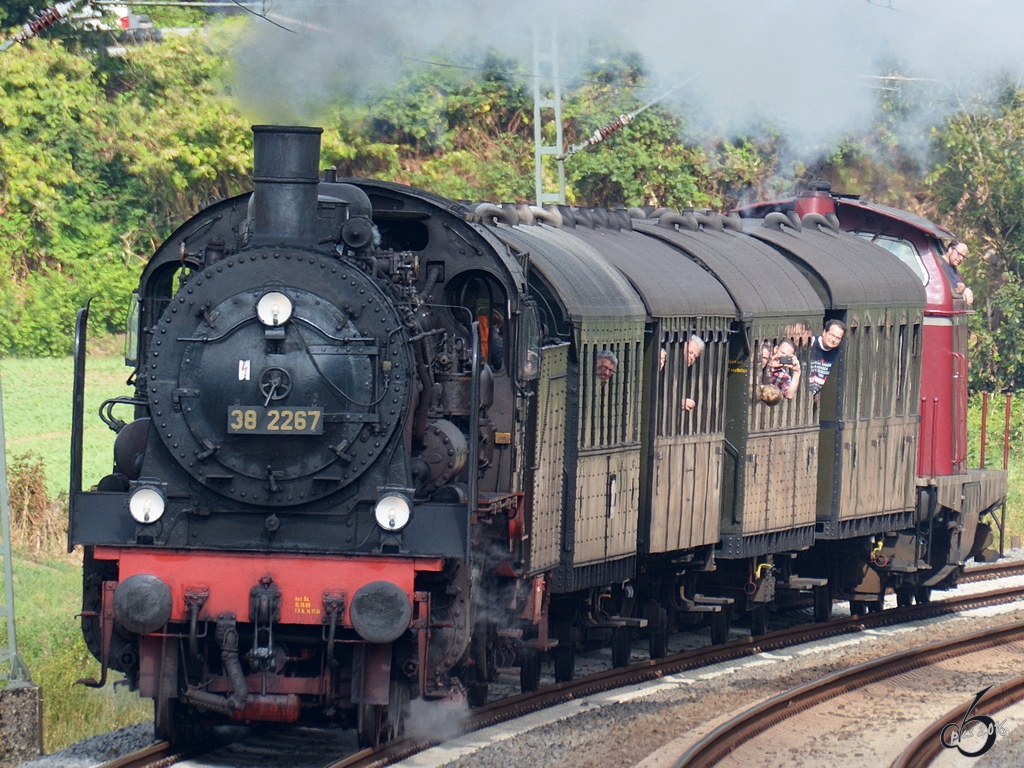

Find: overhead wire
<box><xmin>225</xmin><ymin>0</ymin><xmax>299</xmax><ymax>34</ymax></box>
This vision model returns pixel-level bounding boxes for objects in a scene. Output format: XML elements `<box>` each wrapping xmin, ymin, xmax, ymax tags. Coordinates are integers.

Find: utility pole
<box><xmin>532</xmin><ymin>22</ymin><xmax>565</xmax><ymax>206</ymax></box>
<box><xmin>0</xmin><ymin>368</ymin><xmax>41</xmax><ymax>762</ymax></box>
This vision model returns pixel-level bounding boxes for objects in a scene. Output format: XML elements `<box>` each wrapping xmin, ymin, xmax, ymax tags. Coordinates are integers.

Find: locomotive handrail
<box><xmin>468</xmin><ymin>321</ymin><xmax>481</xmax><ymax>557</ymax></box>
<box><xmin>69</xmin><ymin>302</ymin><xmax>89</xmax><ymax>553</ymax></box>
<box><xmin>70</xmin><ymin>303</ymin><xmax>89</xmax><ymax>499</ymax></box>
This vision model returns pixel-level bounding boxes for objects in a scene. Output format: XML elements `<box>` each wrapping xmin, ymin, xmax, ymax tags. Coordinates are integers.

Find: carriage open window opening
<box><xmin>657</xmin><ymin>333</ymin><xmax>708</xmax><ymax>437</ymax></box>
<box><xmin>879</xmin><ymin>324</ymin><xmax>896</xmax><ymax>418</ymax></box>
<box><xmin>860</xmin><ymin>326</ymin><xmax>874</xmax><ymax>420</ymax></box>
<box><xmin>587</xmin><ymin>342</ymin><xmax>631</xmax><ymax>448</ymax></box>
<box><xmin>755</xmin><ymin>335</ymin><xmax>800</xmax><ymax>425</ymax></box>
<box><xmin>896</xmin><ymin>323</ymin><xmax>907</xmax><ymax>413</ymax></box>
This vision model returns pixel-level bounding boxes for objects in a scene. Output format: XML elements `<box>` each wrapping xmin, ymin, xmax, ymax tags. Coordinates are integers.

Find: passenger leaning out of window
<box><xmin>808</xmin><ymin>320</ymin><xmax>846</xmax><ymax>400</ymax></box>
<box><xmin>596</xmin><ymin>349</ymin><xmax>617</xmax><ymax>384</ymax></box>
<box><xmin>941</xmin><ymin>240</ymin><xmax>974</xmax><ymax>307</ymax></box>
<box><xmin>662</xmin><ymin>336</ymin><xmax>704</xmax><ymax>410</ymax></box>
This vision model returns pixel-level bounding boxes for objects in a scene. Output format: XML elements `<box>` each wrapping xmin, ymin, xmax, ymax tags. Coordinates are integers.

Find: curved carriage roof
<box><xmin>835</xmin><ymin>199</ymin><xmax>955</xmax><ymax>242</ymax></box>
<box><xmin>494</xmin><ymin>225</ymin><xmax>646</xmax><ymax>323</ymax></box>
<box><xmin>632</xmin><ymin>221</ymin><xmax>824</xmax><ymax>320</ymax></box>
<box><xmin>567</xmin><ymin>227</ymin><xmax>735</xmax><ymax>319</ymax></box>
<box><xmin>744</xmin><ymin>220</ymin><xmax>926</xmax><ymax>309</ymax></box>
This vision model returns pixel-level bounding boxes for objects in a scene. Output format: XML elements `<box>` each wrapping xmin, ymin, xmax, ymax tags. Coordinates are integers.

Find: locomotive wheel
<box><xmin>383</xmin><ymin>680</ymin><xmax>409</xmax><ymax>743</ymax></box>
<box><xmin>710</xmin><ymin>608</ymin><xmax>730</xmax><ymax>645</ymax></box>
<box><xmin>357</xmin><ymin>703</ymin><xmax>384</xmax><ymax>748</ymax></box>
<box><xmin>552</xmin><ymin>620</ymin><xmax>576</xmax><ymax>683</ymax></box>
<box><xmin>750</xmin><ymin>604</ymin><xmax>769</xmax><ymax>637</ymax></box>
<box><xmin>519</xmin><ymin>646</ymin><xmax>541</xmax><ymax>693</ymax></box>
<box><xmin>646</xmin><ymin>602</ymin><xmax>669</xmax><ymax>660</ymax></box>
<box><xmin>553</xmin><ymin>643</ymin><xmax>575</xmax><ymax>683</ymax></box>
<box><xmin>916</xmin><ymin>586</ymin><xmax>932</xmax><ymax>605</ymax></box>
<box><xmin>896</xmin><ymin>586</ymin><xmax>915</xmax><ymax>609</ymax></box>
<box><xmin>865</xmin><ymin>589</ymin><xmax>886</xmax><ymax>613</ymax></box>
<box><xmin>465</xmin><ymin>630</ymin><xmax>490</xmax><ymax>708</ymax></box>
<box><xmin>611</xmin><ymin>626</ymin><xmax>631</xmax><ymax>668</ymax></box>
<box><xmin>813</xmin><ymin>585</ymin><xmax>833</xmax><ymax>623</ymax></box>
<box><xmin>154</xmin><ymin>697</ymin><xmax>175</xmax><ymax>743</ymax></box>
<box><xmin>155</xmin><ymin>699</ymin><xmax>208</xmax><ymax>752</ymax></box>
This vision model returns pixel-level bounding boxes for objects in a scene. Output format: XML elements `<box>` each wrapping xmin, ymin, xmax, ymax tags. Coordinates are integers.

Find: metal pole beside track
<box><xmin>1001</xmin><ymin>392</ymin><xmax>1013</xmax><ymax>556</ymax></box>
<box><xmin>981</xmin><ymin>391</ymin><xmax>989</xmax><ymax>469</ymax></box>
<box><xmin>0</xmin><ymin>362</ymin><xmax>42</xmax><ymax>763</ymax></box>
<box><xmin>0</xmin><ymin>367</ymin><xmax>29</xmax><ymax>684</ymax></box>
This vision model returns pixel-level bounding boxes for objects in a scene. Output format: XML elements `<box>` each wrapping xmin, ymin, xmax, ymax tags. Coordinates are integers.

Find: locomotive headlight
<box><xmin>374</xmin><ymin>494</ymin><xmax>411</xmax><ymax>532</ymax></box>
<box><xmin>256</xmin><ymin>291</ymin><xmax>293</xmax><ymax>327</ymax></box>
<box><xmin>129</xmin><ymin>487</ymin><xmax>165</xmax><ymax>524</ymax></box>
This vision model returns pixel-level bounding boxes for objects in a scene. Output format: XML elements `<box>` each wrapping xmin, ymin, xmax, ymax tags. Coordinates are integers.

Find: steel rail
<box><xmin>892</xmin><ymin>673</ymin><xmax>1024</xmax><ymax>768</ymax></box>
<box><xmin>960</xmin><ymin>559</ymin><xmax>1024</xmax><ymax>582</ymax></box>
<box><xmin>90</xmin><ymin>575</ymin><xmax>1024</xmax><ymax>768</ymax></box>
<box><xmin>672</xmin><ymin>621</ymin><xmax>1024</xmax><ymax>768</ymax></box>
<box><xmin>328</xmin><ymin>581</ymin><xmax>1024</xmax><ymax>768</ymax></box>
<box><xmin>96</xmin><ymin>741</ymin><xmax>178</xmax><ymax>768</ymax></box>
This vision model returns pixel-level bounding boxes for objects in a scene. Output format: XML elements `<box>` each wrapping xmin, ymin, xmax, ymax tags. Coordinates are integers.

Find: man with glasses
<box><xmin>941</xmin><ymin>240</ymin><xmax>974</xmax><ymax>307</ymax></box>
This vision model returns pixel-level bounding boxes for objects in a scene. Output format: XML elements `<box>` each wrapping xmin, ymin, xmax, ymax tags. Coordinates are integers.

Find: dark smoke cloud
<box><xmin>231</xmin><ymin>0</ymin><xmax>1024</xmax><ymax>154</ymax></box>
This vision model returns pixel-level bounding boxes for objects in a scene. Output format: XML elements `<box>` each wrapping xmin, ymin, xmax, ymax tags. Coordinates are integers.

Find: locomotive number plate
<box><xmin>227</xmin><ymin>407</ymin><xmax>324</xmax><ymax>434</ymax></box>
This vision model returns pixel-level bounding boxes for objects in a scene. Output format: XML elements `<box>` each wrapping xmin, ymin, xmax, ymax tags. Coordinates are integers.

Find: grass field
<box><xmin>1</xmin><ymin>350</ymin><xmax>149</xmax><ymax>753</ymax></box>
<box><xmin>2</xmin><ymin>354</ymin><xmax>134</xmax><ymax>496</ymax></box>
<box><xmin>1</xmin><ymin>353</ymin><xmax>1021</xmax><ymax>753</ymax></box>
<box><xmin>1</xmin><ymin>558</ymin><xmax>151</xmax><ymax>752</ymax></box>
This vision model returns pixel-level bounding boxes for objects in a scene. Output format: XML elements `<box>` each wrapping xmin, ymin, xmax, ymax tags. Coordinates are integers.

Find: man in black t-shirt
<box><xmin>808</xmin><ymin>320</ymin><xmax>846</xmax><ymax>398</ymax></box>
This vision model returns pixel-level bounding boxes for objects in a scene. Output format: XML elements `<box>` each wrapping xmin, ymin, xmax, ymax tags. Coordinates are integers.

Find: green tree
<box><xmin>929</xmin><ymin>82</ymin><xmax>1024</xmax><ymax>390</ymax></box>
<box><xmin>0</xmin><ymin>31</ymin><xmax>250</xmax><ymax>355</ymax></box>
<box><xmin>0</xmin><ymin>1</ymin><xmax>41</xmax><ymax>28</ymax></box>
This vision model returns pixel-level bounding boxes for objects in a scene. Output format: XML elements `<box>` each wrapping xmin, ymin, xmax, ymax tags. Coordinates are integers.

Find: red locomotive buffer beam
<box><xmin>93</xmin><ymin>547</ymin><xmax>442</xmax><ymax>625</ymax></box>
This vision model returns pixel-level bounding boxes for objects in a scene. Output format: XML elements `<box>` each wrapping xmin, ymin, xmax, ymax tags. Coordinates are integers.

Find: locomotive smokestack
<box><xmin>250</xmin><ymin>125</ymin><xmax>323</xmax><ymax>247</ymax></box>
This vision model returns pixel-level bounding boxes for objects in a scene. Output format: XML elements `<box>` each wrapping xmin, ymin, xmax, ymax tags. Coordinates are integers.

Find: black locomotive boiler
<box><xmin>69</xmin><ymin>125</ymin><xmax>1007</xmax><ymax>747</ymax></box>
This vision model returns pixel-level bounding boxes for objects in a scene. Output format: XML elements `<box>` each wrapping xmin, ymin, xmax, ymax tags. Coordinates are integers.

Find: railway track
<box><xmin>893</xmin><ymin>673</ymin><xmax>1024</xmax><ymax>768</ymax></box>
<box><xmin>100</xmin><ymin>561</ymin><xmax>1024</xmax><ymax>768</ymax></box>
<box><xmin>98</xmin><ymin>742</ymin><xmax>177</xmax><ymax>768</ymax></box>
<box><xmin>672</xmin><ymin>621</ymin><xmax>1024</xmax><ymax>767</ymax></box>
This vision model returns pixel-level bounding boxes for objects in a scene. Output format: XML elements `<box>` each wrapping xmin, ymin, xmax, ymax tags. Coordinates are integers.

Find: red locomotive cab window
<box><xmin>854</xmin><ymin>233</ymin><xmax>928</xmax><ymax>286</ymax></box>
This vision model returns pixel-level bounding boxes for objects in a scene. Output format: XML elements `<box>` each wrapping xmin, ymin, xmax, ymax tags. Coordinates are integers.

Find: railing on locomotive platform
<box><xmin>977</xmin><ymin>390</ymin><xmax>1014</xmax><ymax>556</ymax></box>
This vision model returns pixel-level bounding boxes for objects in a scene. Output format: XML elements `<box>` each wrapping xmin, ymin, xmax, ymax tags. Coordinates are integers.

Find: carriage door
<box><xmin>526</xmin><ymin>342</ymin><xmax>569</xmax><ymax>574</ymax></box>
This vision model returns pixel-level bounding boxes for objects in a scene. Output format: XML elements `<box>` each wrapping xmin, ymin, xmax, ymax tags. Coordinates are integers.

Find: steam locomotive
<box><xmin>69</xmin><ymin>126</ymin><xmax>1007</xmax><ymax>747</ymax></box>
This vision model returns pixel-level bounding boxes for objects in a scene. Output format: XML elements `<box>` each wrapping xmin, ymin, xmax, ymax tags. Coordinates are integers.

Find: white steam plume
<box><xmin>230</xmin><ymin>0</ymin><xmax>1024</xmax><ymax>156</ymax></box>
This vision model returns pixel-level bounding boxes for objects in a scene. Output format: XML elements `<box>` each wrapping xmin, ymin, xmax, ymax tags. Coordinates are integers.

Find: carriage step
<box><xmin>523</xmin><ymin>637</ymin><xmax>558</xmax><ymax>651</ymax></box>
<box><xmin>680</xmin><ymin>594</ymin><xmax>734</xmax><ymax>613</ymax></box>
<box><xmin>780</xmin><ymin>577</ymin><xmax>828</xmax><ymax>590</ymax></box>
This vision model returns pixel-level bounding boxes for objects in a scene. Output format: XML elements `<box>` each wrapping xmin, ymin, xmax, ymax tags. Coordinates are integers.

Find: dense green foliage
<box><xmin>928</xmin><ymin>83</ymin><xmax>1024</xmax><ymax>391</ymax></box>
<box><xmin>4</xmin><ymin>17</ymin><xmax>1024</xmax><ymax>390</ymax></box>
<box><xmin>0</xmin><ymin>29</ymin><xmax>249</xmax><ymax>355</ymax></box>
<box><xmin>0</xmin><ymin>1</ymin><xmax>38</xmax><ymax>27</ymax></box>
